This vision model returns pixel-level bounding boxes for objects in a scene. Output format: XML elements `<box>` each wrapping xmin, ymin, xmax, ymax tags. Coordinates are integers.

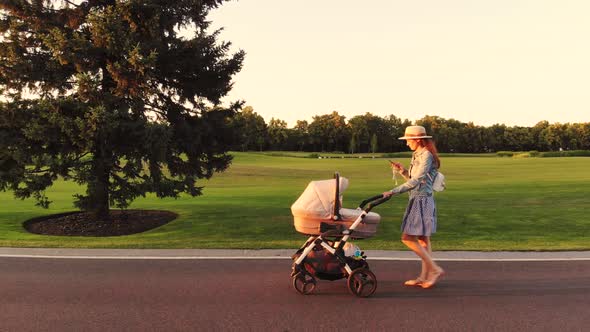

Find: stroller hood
<box><xmin>291</xmin><ymin>177</ymin><xmax>349</xmax><ymax>220</ymax></box>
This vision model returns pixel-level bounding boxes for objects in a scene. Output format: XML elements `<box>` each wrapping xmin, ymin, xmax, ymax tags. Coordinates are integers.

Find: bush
<box><xmin>513</xmin><ymin>152</ymin><xmax>531</xmax><ymax>158</ymax></box>
<box><xmin>513</xmin><ymin>151</ymin><xmax>540</xmax><ymax>158</ymax></box>
<box><xmin>539</xmin><ymin>150</ymin><xmax>590</xmax><ymax>157</ymax></box>
<box><xmin>496</xmin><ymin>151</ymin><xmax>515</xmax><ymax>157</ymax></box>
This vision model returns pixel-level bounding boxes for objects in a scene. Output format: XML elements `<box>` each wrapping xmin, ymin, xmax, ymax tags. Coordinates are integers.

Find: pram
<box><xmin>290</xmin><ymin>173</ymin><xmax>390</xmax><ymax>297</ymax></box>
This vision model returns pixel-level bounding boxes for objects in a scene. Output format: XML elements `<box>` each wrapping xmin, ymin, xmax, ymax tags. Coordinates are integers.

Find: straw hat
<box><xmin>398</xmin><ymin>125</ymin><xmax>432</xmax><ymax>140</ymax></box>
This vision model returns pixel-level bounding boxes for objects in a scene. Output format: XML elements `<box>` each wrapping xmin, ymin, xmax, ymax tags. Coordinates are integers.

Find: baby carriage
<box><xmin>290</xmin><ymin>173</ymin><xmax>390</xmax><ymax>297</ymax></box>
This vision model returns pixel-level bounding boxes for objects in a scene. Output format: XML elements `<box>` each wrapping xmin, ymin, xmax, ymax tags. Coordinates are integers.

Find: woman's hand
<box><xmin>382</xmin><ymin>191</ymin><xmax>395</xmax><ymax>198</ymax></box>
<box><xmin>390</xmin><ymin>161</ymin><xmax>405</xmax><ymax>173</ymax></box>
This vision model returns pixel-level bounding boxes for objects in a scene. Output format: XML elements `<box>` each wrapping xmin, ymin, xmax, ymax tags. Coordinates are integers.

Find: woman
<box><xmin>382</xmin><ymin>125</ymin><xmax>445</xmax><ymax>289</ymax></box>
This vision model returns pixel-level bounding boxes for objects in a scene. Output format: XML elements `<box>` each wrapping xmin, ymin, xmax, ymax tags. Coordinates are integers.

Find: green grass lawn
<box><xmin>1</xmin><ymin>152</ymin><xmax>589</xmax><ymax>250</ymax></box>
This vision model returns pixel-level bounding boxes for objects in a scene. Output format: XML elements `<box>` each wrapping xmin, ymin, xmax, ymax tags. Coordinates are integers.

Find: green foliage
<box><xmin>0</xmin><ymin>0</ymin><xmax>244</xmax><ymax>218</ymax></box>
<box><xmin>497</xmin><ymin>150</ymin><xmax>590</xmax><ymax>158</ymax></box>
<box><xmin>267</xmin><ymin>118</ymin><xmax>288</xmax><ymax>150</ymax></box>
<box><xmin>349</xmin><ymin>134</ymin><xmax>357</xmax><ymax>154</ymax></box>
<box><xmin>511</xmin><ymin>151</ymin><xmax>539</xmax><ymax>158</ymax></box>
<box><xmin>539</xmin><ymin>150</ymin><xmax>590</xmax><ymax>157</ymax></box>
<box><xmin>228</xmin><ymin>106</ymin><xmax>267</xmax><ymax>151</ymax></box>
<box><xmin>497</xmin><ymin>151</ymin><xmax>515</xmax><ymax>157</ymax></box>
<box><xmin>308</xmin><ymin>111</ymin><xmax>349</xmax><ymax>152</ymax></box>
<box><xmin>370</xmin><ymin>133</ymin><xmax>378</xmax><ymax>153</ymax></box>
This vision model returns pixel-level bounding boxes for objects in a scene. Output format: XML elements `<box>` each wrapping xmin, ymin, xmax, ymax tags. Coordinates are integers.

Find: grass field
<box><xmin>1</xmin><ymin>152</ymin><xmax>589</xmax><ymax>250</ymax></box>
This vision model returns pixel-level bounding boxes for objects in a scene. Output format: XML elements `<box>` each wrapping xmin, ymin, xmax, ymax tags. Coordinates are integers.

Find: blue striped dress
<box><xmin>390</xmin><ymin>149</ymin><xmax>438</xmax><ymax>236</ymax></box>
<box><xmin>400</xmin><ymin>193</ymin><xmax>437</xmax><ymax>236</ymax></box>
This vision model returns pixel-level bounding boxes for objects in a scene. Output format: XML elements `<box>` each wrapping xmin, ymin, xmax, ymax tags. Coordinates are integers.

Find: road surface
<box><xmin>1</xmin><ymin>256</ymin><xmax>589</xmax><ymax>331</ymax></box>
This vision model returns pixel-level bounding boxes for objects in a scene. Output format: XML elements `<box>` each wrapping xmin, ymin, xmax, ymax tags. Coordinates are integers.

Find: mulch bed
<box><xmin>23</xmin><ymin>210</ymin><xmax>178</xmax><ymax>237</ymax></box>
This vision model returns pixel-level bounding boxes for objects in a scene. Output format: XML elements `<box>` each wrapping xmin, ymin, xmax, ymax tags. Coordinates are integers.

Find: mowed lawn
<box><xmin>1</xmin><ymin>152</ymin><xmax>589</xmax><ymax>250</ymax></box>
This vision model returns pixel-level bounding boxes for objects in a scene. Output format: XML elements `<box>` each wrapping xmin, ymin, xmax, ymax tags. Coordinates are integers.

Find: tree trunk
<box><xmin>91</xmin><ymin>64</ymin><xmax>114</xmax><ymax>220</ymax></box>
<box><xmin>92</xmin><ymin>135</ymin><xmax>111</xmax><ymax>221</ymax></box>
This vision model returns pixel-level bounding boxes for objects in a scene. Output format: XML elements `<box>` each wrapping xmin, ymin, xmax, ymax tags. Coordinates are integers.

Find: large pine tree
<box><xmin>0</xmin><ymin>0</ymin><xmax>244</xmax><ymax>219</ymax></box>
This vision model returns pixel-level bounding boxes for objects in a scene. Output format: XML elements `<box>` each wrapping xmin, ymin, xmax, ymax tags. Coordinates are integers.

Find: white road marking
<box><xmin>1</xmin><ymin>254</ymin><xmax>590</xmax><ymax>261</ymax></box>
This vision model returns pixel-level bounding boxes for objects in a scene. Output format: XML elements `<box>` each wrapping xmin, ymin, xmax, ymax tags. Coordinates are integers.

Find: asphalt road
<box><xmin>1</xmin><ymin>257</ymin><xmax>589</xmax><ymax>332</ymax></box>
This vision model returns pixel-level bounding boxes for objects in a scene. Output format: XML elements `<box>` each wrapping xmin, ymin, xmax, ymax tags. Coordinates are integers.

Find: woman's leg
<box><xmin>417</xmin><ymin>235</ymin><xmax>445</xmax><ymax>288</ymax></box>
<box><xmin>417</xmin><ymin>236</ymin><xmax>431</xmax><ymax>281</ymax></box>
<box><xmin>402</xmin><ymin>234</ymin><xmax>443</xmax><ymax>287</ymax></box>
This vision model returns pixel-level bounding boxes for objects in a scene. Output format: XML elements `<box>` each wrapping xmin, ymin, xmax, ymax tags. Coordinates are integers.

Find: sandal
<box><xmin>421</xmin><ymin>269</ymin><xmax>445</xmax><ymax>289</ymax></box>
<box><xmin>404</xmin><ymin>277</ymin><xmax>425</xmax><ymax>286</ymax></box>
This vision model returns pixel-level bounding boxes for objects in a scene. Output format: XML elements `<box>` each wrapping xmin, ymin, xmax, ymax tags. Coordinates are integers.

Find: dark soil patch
<box><xmin>23</xmin><ymin>210</ymin><xmax>178</xmax><ymax>237</ymax></box>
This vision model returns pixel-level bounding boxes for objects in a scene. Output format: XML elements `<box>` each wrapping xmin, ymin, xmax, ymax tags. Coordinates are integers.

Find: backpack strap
<box><xmin>426</xmin><ymin>170</ymin><xmax>436</xmax><ymax>182</ymax></box>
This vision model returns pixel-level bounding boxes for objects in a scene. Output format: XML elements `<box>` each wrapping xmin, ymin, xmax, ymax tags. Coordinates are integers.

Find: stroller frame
<box><xmin>291</xmin><ymin>173</ymin><xmax>390</xmax><ymax>297</ymax></box>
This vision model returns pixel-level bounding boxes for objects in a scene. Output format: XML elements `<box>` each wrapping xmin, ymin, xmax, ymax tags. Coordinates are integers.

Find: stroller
<box><xmin>290</xmin><ymin>173</ymin><xmax>390</xmax><ymax>297</ymax></box>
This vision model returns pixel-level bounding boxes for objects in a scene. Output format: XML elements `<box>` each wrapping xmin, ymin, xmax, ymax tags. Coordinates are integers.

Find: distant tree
<box><xmin>348</xmin><ymin>115</ymin><xmax>370</xmax><ymax>152</ymax></box>
<box><xmin>576</xmin><ymin>123</ymin><xmax>590</xmax><ymax>150</ymax></box>
<box><xmin>349</xmin><ymin>134</ymin><xmax>357</xmax><ymax>154</ymax></box>
<box><xmin>484</xmin><ymin>124</ymin><xmax>507</xmax><ymax>152</ymax></box>
<box><xmin>308</xmin><ymin>111</ymin><xmax>349</xmax><ymax>152</ymax></box>
<box><xmin>383</xmin><ymin>114</ymin><xmax>410</xmax><ymax>152</ymax></box>
<box><xmin>416</xmin><ymin>115</ymin><xmax>460</xmax><ymax>152</ymax></box>
<box><xmin>531</xmin><ymin>121</ymin><xmax>550</xmax><ymax>151</ymax></box>
<box><xmin>566</xmin><ymin>123</ymin><xmax>585</xmax><ymax>150</ymax></box>
<box><xmin>364</xmin><ymin>114</ymin><xmax>390</xmax><ymax>153</ymax></box>
<box><xmin>503</xmin><ymin>126</ymin><xmax>534</xmax><ymax>151</ymax></box>
<box><xmin>286</xmin><ymin>120</ymin><xmax>310</xmax><ymax>151</ymax></box>
<box><xmin>541</xmin><ymin>123</ymin><xmax>569</xmax><ymax>151</ymax></box>
<box><xmin>267</xmin><ymin>118</ymin><xmax>288</xmax><ymax>150</ymax></box>
<box><xmin>230</xmin><ymin>106</ymin><xmax>267</xmax><ymax>151</ymax></box>
<box><xmin>445</xmin><ymin>119</ymin><xmax>466</xmax><ymax>152</ymax></box>
<box><xmin>0</xmin><ymin>0</ymin><xmax>244</xmax><ymax>219</ymax></box>
<box><xmin>348</xmin><ymin>112</ymin><xmax>391</xmax><ymax>153</ymax></box>
<box><xmin>462</xmin><ymin>122</ymin><xmax>486</xmax><ymax>153</ymax></box>
<box><xmin>370</xmin><ymin>133</ymin><xmax>378</xmax><ymax>153</ymax></box>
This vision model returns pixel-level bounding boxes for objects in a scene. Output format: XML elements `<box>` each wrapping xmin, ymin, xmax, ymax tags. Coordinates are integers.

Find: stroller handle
<box><xmin>358</xmin><ymin>194</ymin><xmax>391</xmax><ymax>212</ymax></box>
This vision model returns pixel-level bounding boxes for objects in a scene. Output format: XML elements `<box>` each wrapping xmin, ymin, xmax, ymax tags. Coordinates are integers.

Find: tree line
<box><xmin>230</xmin><ymin>107</ymin><xmax>590</xmax><ymax>153</ymax></box>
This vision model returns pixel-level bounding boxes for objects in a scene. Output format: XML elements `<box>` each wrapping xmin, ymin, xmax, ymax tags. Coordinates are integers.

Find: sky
<box><xmin>208</xmin><ymin>0</ymin><xmax>590</xmax><ymax>127</ymax></box>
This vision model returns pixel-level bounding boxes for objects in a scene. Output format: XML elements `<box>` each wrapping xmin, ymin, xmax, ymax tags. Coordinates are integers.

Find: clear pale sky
<box><xmin>208</xmin><ymin>0</ymin><xmax>590</xmax><ymax>127</ymax></box>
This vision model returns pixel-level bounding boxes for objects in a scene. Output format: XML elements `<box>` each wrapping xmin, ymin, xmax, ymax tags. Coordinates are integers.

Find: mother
<box><xmin>382</xmin><ymin>125</ymin><xmax>445</xmax><ymax>289</ymax></box>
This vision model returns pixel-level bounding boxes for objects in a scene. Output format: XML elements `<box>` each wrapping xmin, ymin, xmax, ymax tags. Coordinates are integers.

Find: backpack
<box><xmin>427</xmin><ymin>171</ymin><xmax>446</xmax><ymax>192</ymax></box>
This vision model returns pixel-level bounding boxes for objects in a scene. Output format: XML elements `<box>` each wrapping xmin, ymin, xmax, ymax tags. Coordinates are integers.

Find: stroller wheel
<box><xmin>347</xmin><ymin>268</ymin><xmax>377</xmax><ymax>298</ymax></box>
<box><xmin>292</xmin><ymin>272</ymin><xmax>316</xmax><ymax>295</ymax></box>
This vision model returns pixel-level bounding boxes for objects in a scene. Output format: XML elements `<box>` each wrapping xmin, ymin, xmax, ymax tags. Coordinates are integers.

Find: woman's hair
<box><xmin>418</xmin><ymin>139</ymin><xmax>441</xmax><ymax>169</ymax></box>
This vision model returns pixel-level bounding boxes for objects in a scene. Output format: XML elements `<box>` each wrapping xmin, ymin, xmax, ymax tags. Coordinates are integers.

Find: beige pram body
<box><xmin>291</xmin><ymin>176</ymin><xmax>381</xmax><ymax>239</ymax></box>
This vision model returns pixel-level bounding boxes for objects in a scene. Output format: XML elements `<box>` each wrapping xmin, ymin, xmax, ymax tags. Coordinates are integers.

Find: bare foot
<box><xmin>421</xmin><ymin>268</ymin><xmax>445</xmax><ymax>289</ymax></box>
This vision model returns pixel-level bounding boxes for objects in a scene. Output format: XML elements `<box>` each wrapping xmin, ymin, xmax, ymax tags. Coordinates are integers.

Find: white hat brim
<box><xmin>398</xmin><ymin>135</ymin><xmax>432</xmax><ymax>140</ymax></box>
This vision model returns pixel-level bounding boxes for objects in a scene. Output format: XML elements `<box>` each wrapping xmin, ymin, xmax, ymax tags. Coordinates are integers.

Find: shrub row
<box><xmin>497</xmin><ymin>150</ymin><xmax>590</xmax><ymax>158</ymax></box>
